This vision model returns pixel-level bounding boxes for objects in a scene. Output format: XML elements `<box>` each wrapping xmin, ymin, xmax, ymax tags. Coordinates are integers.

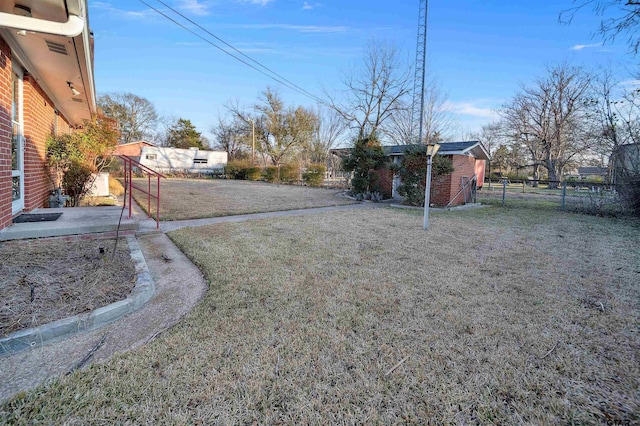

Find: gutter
<box><xmin>0</xmin><ymin>0</ymin><xmax>97</xmax><ymax>121</ymax></box>
<box><xmin>0</xmin><ymin>12</ymin><xmax>84</xmax><ymax>37</ymax></box>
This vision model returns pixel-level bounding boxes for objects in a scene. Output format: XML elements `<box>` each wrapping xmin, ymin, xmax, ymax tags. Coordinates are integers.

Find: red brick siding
<box><xmin>475</xmin><ymin>159</ymin><xmax>486</xmax><ymax>188</ymax></box>
<box><xmin>0</xmin><ymin>36</ymin><xmax>74</xmax><ymax>231</ymax></box>
<box><xmin>22</xmin><ymin>73</ymin><xmax>71</xmax><ymax>211</ymax></box>
<box><xmin>114</xmin><ymin>142</ymin><xmax>153</xmax><ymax>157</ymax></box>
<box><xmin>0</xmin><ymin>38</ymin><xmax>13</xmax><ymax>230</ymax></box>
<box><xmin>431</xmin><ymin>154</ymin><xmax>478</xmax><ymax>207</ymax></box>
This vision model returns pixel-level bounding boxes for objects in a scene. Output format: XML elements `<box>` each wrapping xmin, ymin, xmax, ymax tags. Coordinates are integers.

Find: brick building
<box><xmin>113</xmin><ymin>141</ymin><xmax>156</xmax><ymax>162</ymax></box>
<box><xmin>385</xmin><ymin>142</ymin><xmax>489</xmax><ymax>207</ymax></box>
<box><xmin>0</xmin><ymin>0</ymin><xmax>95</xmax><ymax>232</ymax></box>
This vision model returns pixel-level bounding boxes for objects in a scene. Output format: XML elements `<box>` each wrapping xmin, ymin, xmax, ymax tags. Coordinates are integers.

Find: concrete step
<box><xmin>0</xmin><ymin>207</ymin><xmax>138</xmax><ymax>241</ymax></box>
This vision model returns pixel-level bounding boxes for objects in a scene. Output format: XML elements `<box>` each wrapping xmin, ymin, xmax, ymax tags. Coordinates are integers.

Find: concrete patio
<box><xmin>0</xmin><ymin>206</ymin><xmax>139</xmax><ymax>241</ymax></box>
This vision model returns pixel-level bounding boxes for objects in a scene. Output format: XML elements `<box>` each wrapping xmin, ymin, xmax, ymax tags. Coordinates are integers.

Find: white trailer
<box><xmin>139</xmin><ymin>146</ymin><xmax>228</xmax><ymax>174</ymax></box>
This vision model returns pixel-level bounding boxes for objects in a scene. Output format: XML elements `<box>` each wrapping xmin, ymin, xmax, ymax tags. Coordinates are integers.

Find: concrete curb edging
<box><xmin>0</xmin><ymin>236</ymin><xmax>155</xmax><ymax>356</ymax></box>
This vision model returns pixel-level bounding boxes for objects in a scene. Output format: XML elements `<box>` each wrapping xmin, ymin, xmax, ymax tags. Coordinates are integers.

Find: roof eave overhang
<box><xmin>0</xmin><ymin>0</ymin><xmax>96</xmax><ymax>127</ymax></box>
<box><xmin>440</xmin><ymin>143</ymin><xmax>490</xmax><ymax>161</ymax></box>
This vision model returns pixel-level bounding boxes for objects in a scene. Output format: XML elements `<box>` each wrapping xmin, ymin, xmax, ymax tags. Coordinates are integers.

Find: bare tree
<box><xmin>501</xmin><ymin>95</ymin><xmax>546</xmax><ymax>182</ymax></box>
<box><xmin>327</xmin><ymin>40</ymin><xmax>412</xmax><ymax>139</ymax></box>
<box><xmin>473</xmin><ymin>121</ymin><xmax>507</xmax><ymax>180</ymax></box>
<box><xmin>619</xmin><ymin>76</ymin><xmax>640</xmax><ymax>145</ymax></box>
<box><xmin>210</xmin><ymin>115</ymin><xmax>248</xmax><ymax>161</ymax></box>
<box><xmin>560</xmin><ymin>1</ymin><xmax>640</xmax><ymax>55</ymax></box>
<box><xmin>98</xmin><ymin>92</ymin><xmax>158</xmax><ymax>144</ymax></box>
<box><xmin>304</xmin><ymin>105</ymin><xmax>348</xmax><ymax>165</ymax></box>
<box><xmin>476</xmin><ymin>121</ymin><xmax>504</xmax><ymax>156</ymax></box>
<box><xmin>253</xmin><ymin>87</ymin><xmax>318</xmax><ymax>166</ymax></box>
<box><xmin>501</xmin><ymin>63</ymin><xmax>593</xmax><ymax>187</ymax></box>
<box><xmin>154</xmin><ymin>114</ymin><xmax>178</xmax><ymax>147</ymax></box>
<box><xmin>384</xmin><ymin>77</ymin><xmax>457</xmax><ymax>145</ymax></box>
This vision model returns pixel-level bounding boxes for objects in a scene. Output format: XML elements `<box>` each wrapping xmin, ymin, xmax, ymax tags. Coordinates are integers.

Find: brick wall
<box><xmin>0</xmin><ymin>36</ymin><xmax>73</xmax><ymax>231</ymax></box>
<box><xmin>114</xmin><ymin>142</ymin><xmax>151</xmax><ymax>157</ymax></box>
<box><xmin>0</xmin><ymin>38</ymin><xmax>13</xmax><ymax>231</ymax></box>
<box><xmin>431</xmin><ymin>155</ymin><xmax>478</xmax><ymax>207</ymax></box>
<box><xmin>475</xmin><ymin>159</ymin><xmax>486</xmax><ymax>188</ymax></box>
<box><xmin>23</xmin><ymin>73</ymin><xmax>71</xmax><ymax>211</ymax></box>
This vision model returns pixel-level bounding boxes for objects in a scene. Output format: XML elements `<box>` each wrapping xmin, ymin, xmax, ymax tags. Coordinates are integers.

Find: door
<box><xmin>11</xmin><ymin>64</ymin><xmax>24</xmax><ymax>213</ymax></box>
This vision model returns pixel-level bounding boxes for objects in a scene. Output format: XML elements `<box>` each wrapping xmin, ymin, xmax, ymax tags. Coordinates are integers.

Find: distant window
<box><xmin>193</xmin><ymin>158</ymin><xmax>208</xmax><ymax>164</ymax></box>
<box><xmin>146</xmin><ymin>154</ymin><xmax>157</xmax><ymax>160</ymax></box>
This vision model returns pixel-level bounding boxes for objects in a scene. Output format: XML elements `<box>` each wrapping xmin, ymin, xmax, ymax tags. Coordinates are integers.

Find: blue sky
<box><xmin>89</xmin><ymin>0</ymin><xmax>635</xmax><ymax>142</ymax></box>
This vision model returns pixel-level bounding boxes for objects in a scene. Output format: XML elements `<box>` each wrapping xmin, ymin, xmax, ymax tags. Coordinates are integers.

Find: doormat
<box><xmin>13</xmin><ymin>213</ymin><xmax>63</xmax><ymax>223</ymax></box>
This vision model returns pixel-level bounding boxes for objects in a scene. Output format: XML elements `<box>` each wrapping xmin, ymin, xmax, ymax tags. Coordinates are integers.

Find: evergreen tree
<box><xmin>167</xmin><ymin>119</ymin><xmax>208</xmax><ymax>149</ymax></box>
<box><xmin>342</xmin><ymin>135</ymin><xmax>386</xmax><ymax>195</ymax></box>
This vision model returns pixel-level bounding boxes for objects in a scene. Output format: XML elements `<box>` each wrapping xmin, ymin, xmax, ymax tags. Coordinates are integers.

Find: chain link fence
<box><xmin>478</xmin><ymin>179</ymin><xmax>632</xmax><ymax>217</ymax></box>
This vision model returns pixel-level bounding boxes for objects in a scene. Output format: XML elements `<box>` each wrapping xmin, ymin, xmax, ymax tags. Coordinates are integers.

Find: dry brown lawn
<box><xmin>130</xmin><ymin>178</ymin><xmax>354</xmax><ymax>220</ymax></box>
<box><xmin>0</xmin><ymin>239</ymin><xmax>135</xmax><ymax>337</ymax></box>
<box><xmin>2</xmin><ymin>207</ymin><xmax>639</xmax><ymax>424</ymax></box>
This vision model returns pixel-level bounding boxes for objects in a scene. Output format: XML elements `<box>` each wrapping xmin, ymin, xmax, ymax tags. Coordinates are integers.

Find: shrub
<box><xmin>46</xmin><ymin>115</ymin><xmax>119</xmax><ymax>206</ymax></box>
<box><xmin>616</xmin><ymin>171</ymin><xmax>640</xmax><ymax>216</ymax></box>
<box><xmin>246</xmin><ymin>166</ymin><xmax>263</xmax><ymax>181</ymax></box>
<box><xmin>225</xmin><ymin>159</ymin><xmax>253</xmax><ymax>180</ymax></box>
<box><xmin>612</xmin><ymin>144</ymin><xmax>640</xmax><ymax>217</ymax></box>
<box><xmin>62</xmin><ymin>160</ymin><xmax>93</xmax><ymax>207</ymax></box>
<box><xmin>397</xmin><ymin>146</ymin><xmax>454</xmax><ymax>206</ymax></box>
<box><xmin>584</xmin><ymin>176</ymin><xmax>604</xmax><ymax>183</ymax></box>
<box><xmin>263</xmin><ymin>166</ymin><xmax>278</xmax><ymax>183</ymax></box>
<box><xmin>280</xmin><ymin>163</ymin><xmax>300</xmax><ymax>183</ymax></box>
<box><xmin>302</xmin><ymin>164</ymin><xmax>326</xmax><ymax>187</ymax></box>
<box><xmin>109</xmin><ymin>175</ymin><xmax>125</xmax><ymax>196</ymax></box>
<box><xmin>342</xmin><ymin>135</ymin><xmax>386</xmax><ymax>195</ymax></box>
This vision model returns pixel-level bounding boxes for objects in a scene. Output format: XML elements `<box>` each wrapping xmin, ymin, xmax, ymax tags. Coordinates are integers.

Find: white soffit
<box><xmin>0</xmin><ymin>0</ymin><xmax>95</xmax><ymax>126</ymax></box>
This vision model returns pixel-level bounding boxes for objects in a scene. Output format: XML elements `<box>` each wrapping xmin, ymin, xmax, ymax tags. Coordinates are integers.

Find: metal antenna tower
<box><xmin>411</xmin><ymin>0</ymin><xmax>428</xmax><ymax>144</ymax></box>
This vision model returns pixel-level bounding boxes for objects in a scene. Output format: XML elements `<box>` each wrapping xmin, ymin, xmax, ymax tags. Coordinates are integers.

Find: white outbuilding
<box><xmin>139</xmin><ymin>146</ymin><xmax>228</xmax><ymax>175</ymax></box>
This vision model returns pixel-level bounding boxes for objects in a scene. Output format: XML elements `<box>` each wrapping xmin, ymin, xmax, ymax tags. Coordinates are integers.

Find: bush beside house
<box><xmin>302</xmin><ymin>164</ymin><xmax>326</xmax><ymax>187</ymax></box>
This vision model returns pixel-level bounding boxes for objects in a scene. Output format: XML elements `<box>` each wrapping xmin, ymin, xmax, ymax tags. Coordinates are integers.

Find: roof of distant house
<box><xmin>383</xmin><ymin>141</ymin><xmax>489</xmax><ymax>160</ymax></box>
<box><xmin>118</xmin><ymin>141</ymin><xmax>156</xmax><ymax>147</ymax></box>
<box><xmin>577</xmin><ymin>167</ymin><xmax>608</xmax><ymax>176</ymax></box>
<box><xmin>331</xmin><ymin>141</ymin><xmax>490</xmax><ymax>160</ymax></box>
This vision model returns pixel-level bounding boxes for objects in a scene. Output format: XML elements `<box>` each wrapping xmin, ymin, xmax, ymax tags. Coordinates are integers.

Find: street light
<box><xmin>423</xmin><ymin>142</ymin><xmax>440</xmax><ymax>230</ymax></box>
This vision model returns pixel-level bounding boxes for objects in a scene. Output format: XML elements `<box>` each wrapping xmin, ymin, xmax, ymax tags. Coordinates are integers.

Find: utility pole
<box><xmin>249</xmin><ymin>118</ymin><xmax>255</xmax><ymax>164</ymax></box>
<box><xmin>237</xmin><ymin>115</ymin><xmax>256</xmax><ymax>164</ymax></box>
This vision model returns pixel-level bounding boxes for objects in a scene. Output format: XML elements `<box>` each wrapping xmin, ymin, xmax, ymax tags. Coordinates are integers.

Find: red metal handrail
<box><xmin>118</xmin><ymin>155</ymin><xmax>166</xmax><ymax>230</ymax></box>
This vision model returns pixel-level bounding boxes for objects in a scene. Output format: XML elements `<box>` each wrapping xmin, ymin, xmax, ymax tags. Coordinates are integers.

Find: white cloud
<box><xmin>238</xmin><ymin>0</ymin><xmax>274</xmax><ymax>5</ymax></box>
<box><xmin>91</xmin><ymin>2</ymin><xmax>155</xmax><ymax>19</ymax></box>
<box><xmin>303</xmin><ymin>1</ymin><xmax>322</xmax><ymax>9</ymax></box>
<box><xmin>620</xmin><ymin>79</ymin><xmax>640</xmax><ymax>87</ymax></box>
<box><xmin>177</xmin><ymin>0</ymin><xmax>210</xmax><ymax>16</ymax></box>
<box><xmin>570</xmin><ymin>42</ymin><xmax>603</xmax><ymax>51</ymax></box>
<box><xmin>240</xmin><ymin>23</ymin><xmax>348</xmax><ymax>33</ymax></box>
<box><xmin>444</xmin><ymin>101</ymin><xmax>500</xmax><ymax>119</ymax></box>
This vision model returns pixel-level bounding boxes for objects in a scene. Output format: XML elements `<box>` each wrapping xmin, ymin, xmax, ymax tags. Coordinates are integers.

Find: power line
<box><xmin>153</xmin><ymin>0</ymin><xmax>326</xmax><ymax>104</ymax></box>
<box><xmin>138</xmin><ymin>0</ymin><xmax>327</xmax><ymax>105</ymax></box>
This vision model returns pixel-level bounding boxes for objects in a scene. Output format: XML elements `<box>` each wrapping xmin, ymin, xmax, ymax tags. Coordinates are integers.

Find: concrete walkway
<box><xmin>156</xmin><ymin>202</ymin><xmax>380</xmax><ymax>233</ymax></box>
<box><xmin>0</xmin><ymin>232</ymin><xmax>208</xmax><ymax>402</ymax></box>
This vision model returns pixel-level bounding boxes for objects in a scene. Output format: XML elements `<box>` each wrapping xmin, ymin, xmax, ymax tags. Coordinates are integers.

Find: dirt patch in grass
<box><xmin>0</xmin><ymin>239</ymin><xmax>136</xmax><ymax>337</ymax></box>
<box><xmin>130</xmin><ymin>178</ymin><xmax>354</xmax><ymax>220</ymax></box>
<box><xmin>2</xmin><ymin>208</ymin><xmax>639</xmax><ymax>424</ymax></box>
